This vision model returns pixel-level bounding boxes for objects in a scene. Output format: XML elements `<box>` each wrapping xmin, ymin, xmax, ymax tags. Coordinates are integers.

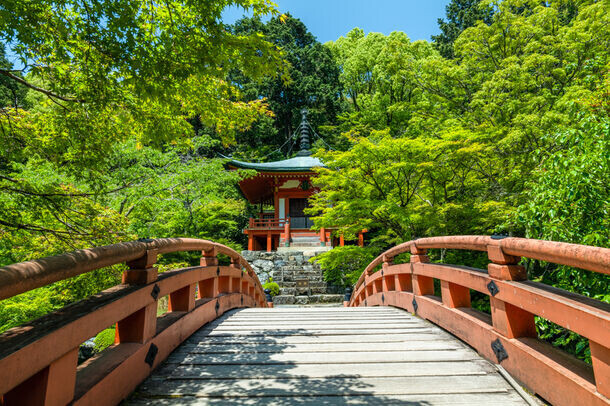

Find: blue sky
<box><xmin>223</xmin><ymin>0</ymin><xmax>451</xmax><ymax>43</ymax></box>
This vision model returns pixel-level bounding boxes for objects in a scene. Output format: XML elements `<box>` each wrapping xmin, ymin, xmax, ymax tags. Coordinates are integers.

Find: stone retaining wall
<box><xmin>241</xmin><ymin>250</ymin><xmax>343</xmax><ymax>305</ymax></box>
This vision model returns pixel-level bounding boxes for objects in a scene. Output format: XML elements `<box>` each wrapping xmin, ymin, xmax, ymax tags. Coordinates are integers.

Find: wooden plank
<box><xmin>127</xmin><ymin>392</ymin><xmax>526</xmax><ymax>405</ymax></box>
<box><xmin>166</xmin><ymin>349</ymin><xmax>481</xmax><ymax>364</ymax></box>
<box><xmin>136</xmin><ymin>375</ymin><xmax>515</xmax><ymax>397</ymax></box>
<box><xmin>205</xmin><ymin>323</ymin><xmax>427</xmax><ymax>330</ymax></box>
<box><xmin>174</xmin><ymin>340</ymin><xmax>465</xmax><ymax>354</ymax></box>
<box><xmin>196</xmin><ymin>328</ymin><xmax>436</xmax><ymax>336</ymax></box>
<box><xmin>217</xmin><ymin>316</ymin><xmax>417</xmax><ymax>322</ymax></box>
<box><xmin>154</xmin><ymin>360</ymin><xmax>496</xmax><ymax>379</ymax></box>
<box><xmin>183</xmin><ymin>332</ymin><xmax>452</xmax><ymax>344</ymax></box>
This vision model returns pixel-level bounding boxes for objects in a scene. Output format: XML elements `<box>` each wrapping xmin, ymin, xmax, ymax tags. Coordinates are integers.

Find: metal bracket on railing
<box><xmin>487</xmin><ymin>281</ymin><xmax>499</xmax><ymax>296</ymax></box>
<box><xmin>491</xmin><ymin>339</ymin><xmax>508</xmax><ymax>363</ymax></box>
<box><xmin>144</xmin><ymin>343</ymin><xmax>158</xmax><ymax>367</ymax></box>
<box><xmin>150</xmin><ymin>284</ymin><xmax>160</xmax><ymax>300</ymax></box>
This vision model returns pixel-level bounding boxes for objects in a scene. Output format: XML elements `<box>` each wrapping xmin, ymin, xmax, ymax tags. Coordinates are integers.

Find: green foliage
<box><xmin>432</xmin><ymin>0</ymin><xmax>494</xmax><ymax>58</ymax></box>
<box><xmin>517</xmin><ymin>68</ymin><xmax>610</xmax><ymax>300</ymax></box>
<box><xmin>0</xmin><ymin>287</ymin><xmax>56</xmax><ymax>332</ymax></box>
<box><xmin>308</xmin><ymin>131</ymin><xmax>510</xmax><ymax>246</ymax></box>
<box><xmin>314</xmin><ymin>1</ymin><xmax>609</xmax><ymax>363</ymax></box>
<box><xmin>229</xmin><ymin>13</ymin><xmax>343</xmax><ymax>158</ymax></box>
<box><xmin>515</xmin><ymin>69</ymin><xmax>610</xmax><ymax>362</ymax></box>
<box><xmin>310</xmin><ymin>246</ymin><xmax>376</xmax><ymax>287</ymax></box>
<box><xmin>0</xmin><ymin>0</ymin><xmax>284</xmax><ymax>262</ymax></box>
<box><xmin>94</xmin><ymin>328</ymin><xmax>116</xmax><ymax>353</ymax></box>
<box><xmin>0</xmin><ymin>0</ymin><xmax>282</xmax><ymax>332</ymax></box>
<box><xmin>326</xmin><ymin>29</ymin><xmax>438</xmax><ymax>135</ymax></box>
<box><xmin>263</xmin><ymin>280</ymin><xmax>280</xmax><ymax>297</ymax></box>
<box><xmin>0</xmin><ymin>45</ymin><xmax>29</xmax><ymax>109</ymax></box>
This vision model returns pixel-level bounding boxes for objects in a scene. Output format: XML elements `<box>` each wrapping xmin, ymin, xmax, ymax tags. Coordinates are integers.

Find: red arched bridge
<box><xmin>0</xmin><ymin>236</ymin><xmax>608</xmax><ymax>405</ymax></box>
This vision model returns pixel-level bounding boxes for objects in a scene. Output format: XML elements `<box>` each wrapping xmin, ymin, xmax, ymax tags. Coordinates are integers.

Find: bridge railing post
<box><xmin>123</xmin><ymin>247</ymin><xmax>158</xmax><ymax>285</ymax></box>
<box><xmin>198</xmin><ymin>248</ymin><xmax>219</xmax><ymax>299</ymax></box>
<box><xmin>168</xmin><ymin>283</ymin><xmax>196</xmax><ymax>312</ymax></box>
<box><xmin>381</xmin><ymin>256</ymin><xmax>395</xmax><ymax>293</ymax></box>
<box><xmin>410</xmin><ymin>245</ymin><xmax>433</xmax><ymax>297</ymax></box>
<box><xmin>590</xmin><ymin>341</ymin><xmax>610</xmax><ymax>398</ymax></box>
<box><xmin>117</xmin><ymin>248</ymin><xmax>159</xmax><ymax>344</ymax></box>
<box><xmin>201</xmin><ymin>247</ymin><xmax>218</xmax><ymax>267</ymax></box>
<box><xmin>2</xmin><ymin>348</ymin><xmax>79</xmax><ymax>406</ymax></box>
<box><xmin>438</xmin><ymin>242</ymin><xmax>470</xmax><ymax>308</ymax></box>
<box><xmin>487</xmin><ymin>239</ymin><xmax>537</xmax><ymax>339</ymax></box>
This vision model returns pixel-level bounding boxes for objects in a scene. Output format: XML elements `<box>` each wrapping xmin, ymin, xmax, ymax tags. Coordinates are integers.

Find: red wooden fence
<box><xmin>348</xmin><ymin>235</ymin><xmax>610</xmax><ymax>406</ymax></box>
<box><xmin>248</xmin><ymin>217</ymin><xmax>289</xmax><ymax>229</ymax></box>
<box><xmin>0</xmin><ymin>238</ymin><xmax>268</xmax><ymax>406</ymax></box>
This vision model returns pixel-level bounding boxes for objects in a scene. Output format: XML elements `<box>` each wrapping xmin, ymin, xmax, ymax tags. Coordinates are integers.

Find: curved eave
<box><xmin>224</xmin><ymin>156</ymin><xmax>325</xmax><ymax>173</ymax></box>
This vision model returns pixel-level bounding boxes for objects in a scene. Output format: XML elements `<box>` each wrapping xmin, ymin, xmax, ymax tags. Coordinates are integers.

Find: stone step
<box><xmin>280</xmin><ymin>287</ymin><xmax>328</xmax><ymax>296</ymax></box>
<box><xmin>273</xmin><ymin>294</ymin><xmax>344</xmax><ymax>305</ymax></box>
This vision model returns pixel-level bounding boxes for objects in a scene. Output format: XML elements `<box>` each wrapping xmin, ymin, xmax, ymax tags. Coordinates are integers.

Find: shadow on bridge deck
<box><xmin>126</xmin><ymin>306</ymin><xmax>529</xmax><ymax>405</ymax></box>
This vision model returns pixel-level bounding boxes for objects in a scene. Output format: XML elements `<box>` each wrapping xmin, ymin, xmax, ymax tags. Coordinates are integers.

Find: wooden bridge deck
<box><xmin>127</xmin><ymin>306</ymin><xmax>531</xmax><ymax>405</ymax></box>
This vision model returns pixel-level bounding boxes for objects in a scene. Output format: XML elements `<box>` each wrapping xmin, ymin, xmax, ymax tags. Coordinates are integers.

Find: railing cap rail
<box><xmin>355</xmin><ymin>235</ymin><xmax>610</xmax><ymax>291</ymax></box>
<box><xmin>0</xmin><ymin>238</ymin><xmax>254</xmax><ymax>301</ymax></box>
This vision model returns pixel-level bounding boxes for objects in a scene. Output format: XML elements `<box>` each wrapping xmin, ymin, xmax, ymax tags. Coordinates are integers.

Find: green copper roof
<box><xmin>226</xmin><ymin>155</ymin><xmax>324</xmax><ymax>172</ymax></box>
<box><xmin>225</xmin><ymin>109</ymin><xmax>326</xmax><ymax>173</ymax></box>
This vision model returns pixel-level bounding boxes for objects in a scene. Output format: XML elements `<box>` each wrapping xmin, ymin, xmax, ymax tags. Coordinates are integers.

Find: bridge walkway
<box><xmin>127</xmin><ymin>306</ymin><xmax>532</xmax><ymax>405</ymax></box>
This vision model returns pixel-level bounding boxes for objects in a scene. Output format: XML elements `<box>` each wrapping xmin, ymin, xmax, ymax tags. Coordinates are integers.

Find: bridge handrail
<box><xmin>355</xmin><ymin>235</ymin><xmax>610</xmax><ymax>292</ymax></box>
<box><xmin>0</xmin><ymin>237</ymin><xmax>256</xmax><ymax>301</ymax></box>
<box><xmin>0</xmin><ymin>238</ymin><xmax>269</xmax><ymax>406</ymax></box>
<box><xmin>349</xmin><ymin>235</ymin><xmax>610</xmax><ymax>406</ymax></box>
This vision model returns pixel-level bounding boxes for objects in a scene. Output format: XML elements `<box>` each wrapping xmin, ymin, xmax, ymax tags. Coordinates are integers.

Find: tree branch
<box><xmin>0</xmin><ymin>69</ymin><xmax>84</xmax><ymax>103</ymax></box>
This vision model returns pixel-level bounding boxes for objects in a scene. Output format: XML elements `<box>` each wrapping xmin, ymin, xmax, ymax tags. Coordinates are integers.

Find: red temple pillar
<box><xmin>284</xmin><ymin>220</ymin><xmax>291</xmax><ymax>247</ymax></box>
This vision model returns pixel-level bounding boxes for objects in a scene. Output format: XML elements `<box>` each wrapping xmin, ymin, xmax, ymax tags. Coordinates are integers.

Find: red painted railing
<box><xmin>0</xmin><ymin>238</ymin><xmax>268</xmax><ymax>406</ymax></box>
<box><xmin>348</xmin><ymin>236</ymin><xmax>610</xmax><ymax>406</ymax></box>
<box><xmin>248</xmin><ymin>217</ymin><xmax>289</xmax><ymax>229</ymax></box>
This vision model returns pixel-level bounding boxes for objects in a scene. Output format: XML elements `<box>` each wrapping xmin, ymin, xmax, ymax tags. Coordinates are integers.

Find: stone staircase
<box><xmin>278</xmin><ymin>234</ymin><xmax>332</xmax><ymax>254</ymax></box>
<box><xmin>241</xmin><ymin>250</ymin><xmax>343</xmax><ymax>305</ymax></box>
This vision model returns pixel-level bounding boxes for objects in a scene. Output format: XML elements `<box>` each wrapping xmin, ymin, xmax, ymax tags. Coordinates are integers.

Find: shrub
<box><xmin>94</xmin><ymin>327</ymin><xmax>116</xmax><ymax>353</ymax></box>
<box><xmin>310</xmin><ymin>246</ymin><xmax>376</xmax><ymax>287</ymax></box>
<box><xmin>263</xmin><ymin>280</ymin><xmax>280</xmax><ymax>297</ymax></box>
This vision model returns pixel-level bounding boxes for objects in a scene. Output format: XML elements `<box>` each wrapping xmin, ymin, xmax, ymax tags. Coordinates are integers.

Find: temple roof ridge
<box><xmin>224</xmin><ymin>154</ymin><xmax>324</xmax><ymax>172</ymax></box>
<box><xmin>224</xmin><ymin>108</ymin><xmax>325</xmax><ymax>172</ymax></box>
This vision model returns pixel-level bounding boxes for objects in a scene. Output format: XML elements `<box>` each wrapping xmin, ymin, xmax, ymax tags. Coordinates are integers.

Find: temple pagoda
<box><xmin>227</xmin><ymin>109</ymin><xmax>365</xmax><ymax>251</ymax></box>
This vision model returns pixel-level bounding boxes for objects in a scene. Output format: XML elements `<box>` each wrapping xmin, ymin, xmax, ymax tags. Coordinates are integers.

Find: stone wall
<box><xmin>241</xmin><ymin>250</ymin><xmax>343</xmax><ymax>305</ymax></box>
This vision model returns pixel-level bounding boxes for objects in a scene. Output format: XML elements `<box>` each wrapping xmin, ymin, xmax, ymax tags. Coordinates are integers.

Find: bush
<box><xmin>94</xmin><ymin>327</ymin><xmax>116</xmax><ymax>353</ymax></box>
<box><xmin>263</xmin><ymin>280</ymin><xmax>280</xmax><ymax>297</ymax></box>
<box><xmin>310</xmin><ymin>246</ymin><xmax>376</xmax><ymax>287</ymax></box>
